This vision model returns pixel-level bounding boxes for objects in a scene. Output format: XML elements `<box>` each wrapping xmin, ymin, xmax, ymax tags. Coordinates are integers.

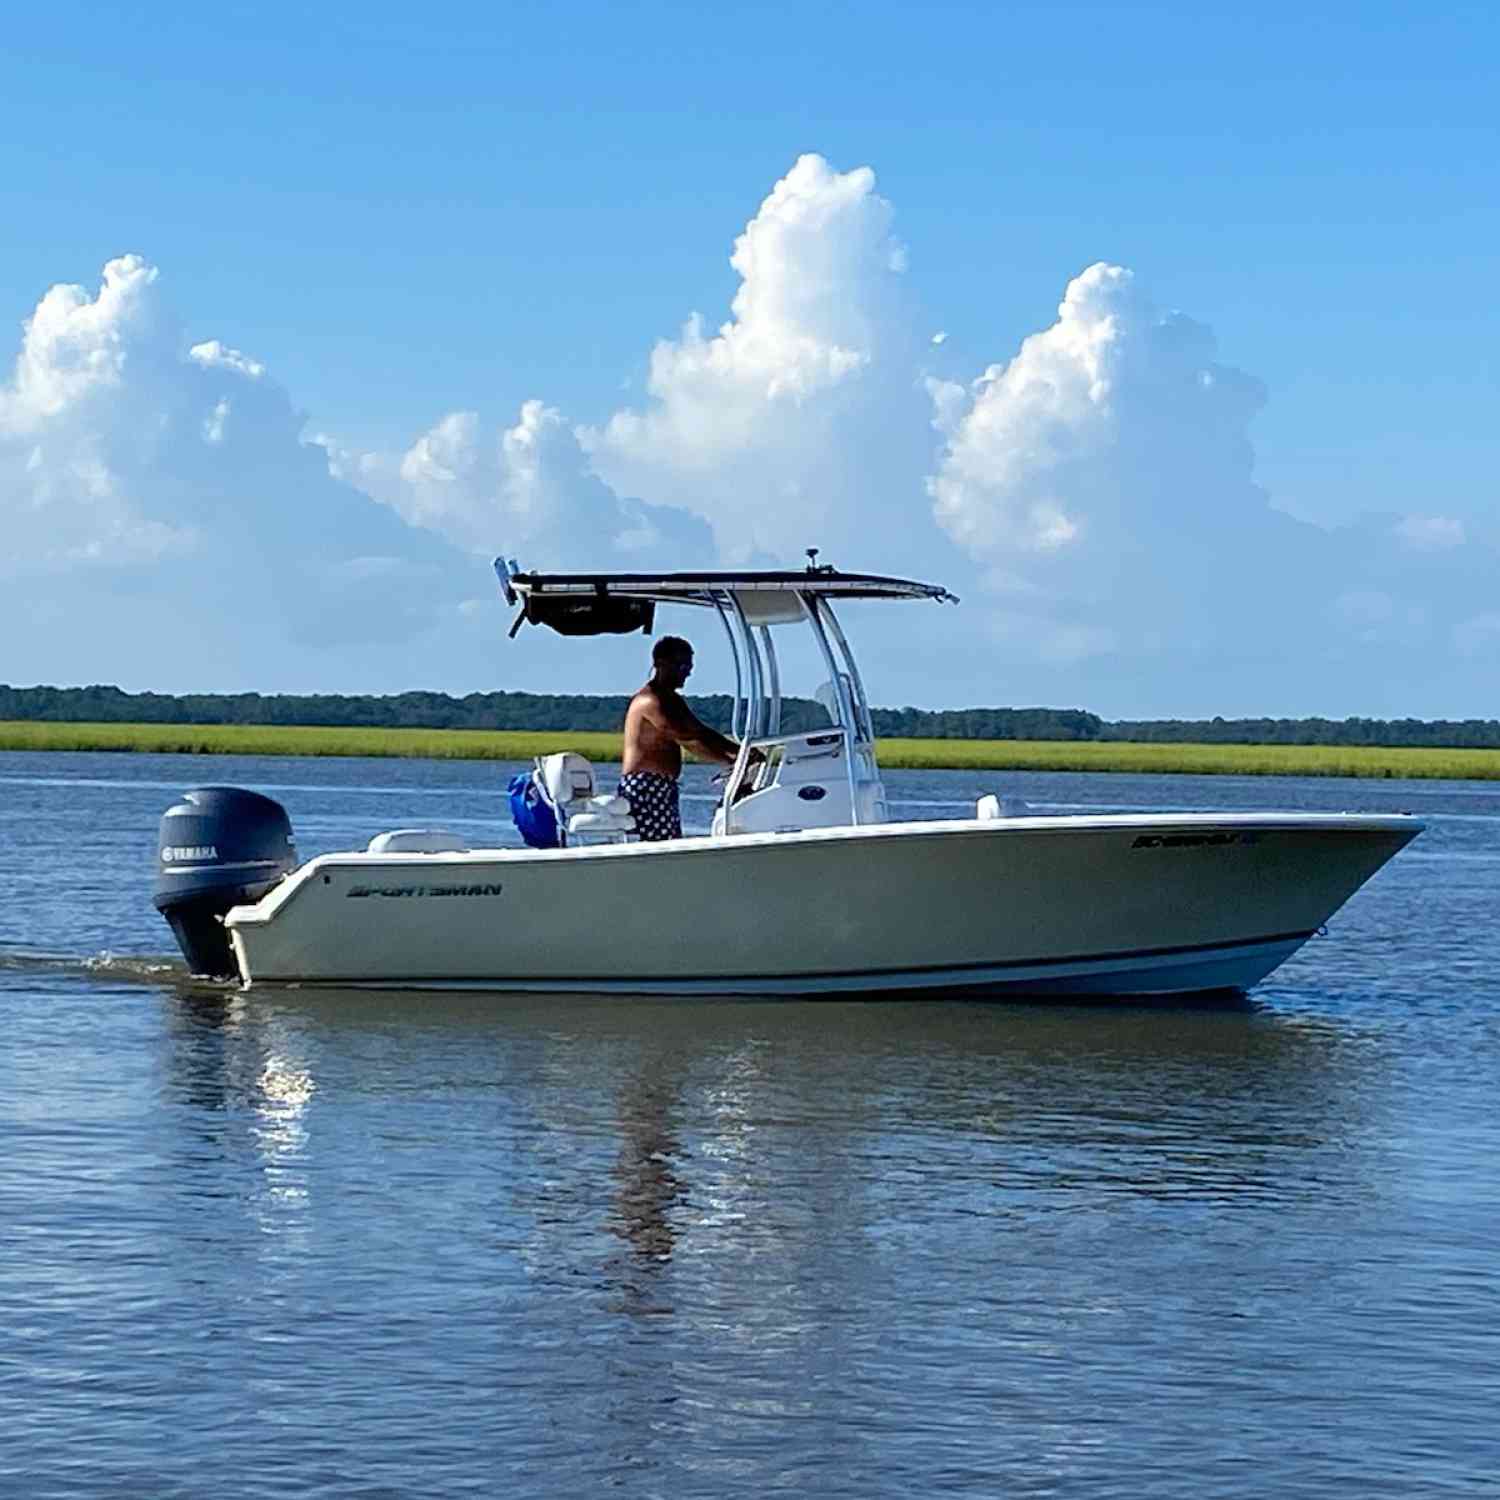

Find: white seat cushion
<box><xmin>539</xmin><ymin>752</ymin><xmax>596</xmax><ymax>808</ymax></box>
<box><xmin>566</xmin><ymin>810</ymin><xmax>636</xmax><ymax>837</ymax></box>
<box><xmin>367</xmin><ymin>828</ymin><xmax>471</xmax><ymax>853</ymax></box>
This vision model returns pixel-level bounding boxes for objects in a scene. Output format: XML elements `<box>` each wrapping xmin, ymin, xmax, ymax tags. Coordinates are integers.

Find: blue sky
<box><xmin>3</xmin><ymin>1</ymin><xmax>1496</xmax><ymax>715</ymax></box>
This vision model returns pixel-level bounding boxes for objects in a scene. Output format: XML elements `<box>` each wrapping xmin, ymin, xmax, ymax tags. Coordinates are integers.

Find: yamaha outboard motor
<box><xmin>153</xmin><ymin>787</ymin><xmax>296</xmax><ymax>979</ymax></box>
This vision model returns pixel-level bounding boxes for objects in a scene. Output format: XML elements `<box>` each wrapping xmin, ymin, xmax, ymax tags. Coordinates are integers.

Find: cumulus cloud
<box><xmin>4</xmin><ymin>255</ymin><xmax>160</xmax><ymax>428</ymax></box>
<box><xmin>341</xmin><ymin>151</ymin><xmax>944</xmax><ymax>583</ymax></box>
<box><xmin>0</xmin><ymin>256</ymin><xmax>198</xmax><ymax>567</ymax></box>
<box><xmin>344</xmin><ymin>399</ymin><xmax>712</xmax><ymax>569</ymax></box>
<box><xmin>0</xmin><ymin>255</ymin><xmax>491</xmax><ymax>687</ymax></box>
<box><xmin>923</xmin><ymin>262</ymin><xmax>1336</xmax><ymax>688</ymax></box>
<box><xmin>929</xmin><ymin>263</ymin><xmax>1272</xmax><ymax>560</ymax></box>
<box><xmin>921</xmin><ymin>260</ymin><xmax>1500</xmax><ymax>712</ymax></box>
<box><xmin>586</xmin><ymin>153</ymin><xmax>938</xmax><ymax>566</ymax></box>
<box><xmin>6</xmin><ymin>169</ymin><xmax>1498</xmax><ymax>716</ymax></box>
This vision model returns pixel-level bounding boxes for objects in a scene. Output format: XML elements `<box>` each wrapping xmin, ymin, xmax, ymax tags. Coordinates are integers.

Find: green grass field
<box><xmin>2</xmin><ymin>719</ymin><xmax>1498</xmax><ymax>779</ymax></box>
<box><xmin>875</xmin><ymin>737</ymin><xmax>1500</xmax><ymax>780</ymax></box>
<box><xmin>0</xmin><ymin>721</ymin><xmax>623</xmax><ymax>763</ymax></box>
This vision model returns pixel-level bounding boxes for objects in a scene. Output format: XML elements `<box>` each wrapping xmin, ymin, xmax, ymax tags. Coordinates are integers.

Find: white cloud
<box><xmin>925</xmin><ymin>375</ymin><xmax>967</xmax><ymax>438</ymax></box>
<box><xmin>346</xmin><ymin>398</ymin><xmax>712</xmax><ymax>568</ymax></box>
<box><xmin>917</xmin><ymin>258</ymin><xmax>1500</xmax><ymax>711</ymax></box>
<box><xmin>189</xmin><ymin>339</ymin><xmax>266</xmax><ymax>380</ymax></box>
<box><xmin>5</xmin><ymin>175</ymin><xmax>1499</xmax><ymax>716</ymax></box>
<box><xmin>922</xmin><ymin>261</ymin><xmax>1330</xmax><ymax>673</ymax></box>
<box><xmin>0</xmin><ymin>255</ymin><xmax>197</xmax><ymax>568</ymax></box>
<box><xmin>928</xmin><ymin>263</ymin><xmax>1270</xmax><ymax>562</ymax></box>
<box><xmin>0</xmin><ymin>255</ymin><xmax>488</xmax><ymax>686</ymax></box>
<box><xmin>2</xmin><ymin>255</ymin><xmax>161</xmax><ymax>429</ymax></box>
<box><xmin>340</xmin><ymin>152</ymin><xmax>925</xmax><ymax>577</ymax></box>
<box><xmin>586</xmin><ymin>153</ymin><xmax>937</xmax><ymax>566</ymax></box>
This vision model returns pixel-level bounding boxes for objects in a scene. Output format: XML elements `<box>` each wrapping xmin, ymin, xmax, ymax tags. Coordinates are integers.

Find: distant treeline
<box><xmin>1108</xmin><ymin>717</ymin><xmax>1500</xmax><ymax>749</ymax></box>
<box><xmin>2</xmin><ymin>684</ymin><xmax>1497</xmax><ymax>749</ymax></box>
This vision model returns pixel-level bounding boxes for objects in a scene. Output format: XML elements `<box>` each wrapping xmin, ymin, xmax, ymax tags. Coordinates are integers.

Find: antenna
<box><xmin>806</xmin><ymin>547</ymin><xmax>821</xmax><ymax>573</ymax></box>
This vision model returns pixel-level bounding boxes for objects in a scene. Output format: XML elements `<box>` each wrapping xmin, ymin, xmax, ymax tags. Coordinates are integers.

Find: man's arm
<box><xmin>657</xmin><ymin>693</ymin><xmax>741</xmax><ymax>766</ymax></box>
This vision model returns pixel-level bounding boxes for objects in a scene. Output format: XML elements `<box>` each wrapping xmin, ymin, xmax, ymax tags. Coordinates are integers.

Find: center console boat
<box><xmin>152</xmin><ymin>561</ymin><xmax>1421</xmax><ymax>996</ymax></box>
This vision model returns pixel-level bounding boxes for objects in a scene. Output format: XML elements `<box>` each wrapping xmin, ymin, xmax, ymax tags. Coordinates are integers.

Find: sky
<box><xmin>3</xmin><ymin>0</ymin><xmax>1496</xmax><ymax>718</ymax></box>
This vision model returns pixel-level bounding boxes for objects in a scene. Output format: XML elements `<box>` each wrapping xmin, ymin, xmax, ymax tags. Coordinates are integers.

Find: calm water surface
<box><xmin>1</xmin><ymin>751</ymin><xmax>1497</xmax><ymax>1496</ymax></box>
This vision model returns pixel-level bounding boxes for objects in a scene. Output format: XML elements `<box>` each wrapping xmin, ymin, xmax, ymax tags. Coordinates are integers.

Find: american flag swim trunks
<box><xmin>617</xmin><ymin>771</ymin><xmax>682</xmax><ymax>842</ymax></box>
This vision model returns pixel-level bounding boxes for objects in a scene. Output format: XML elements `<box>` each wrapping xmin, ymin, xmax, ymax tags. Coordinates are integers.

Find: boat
<box><xmin>151</xmin><ymin>560</ymin><xmax>1421</xmax><ymax>996</ymax></box>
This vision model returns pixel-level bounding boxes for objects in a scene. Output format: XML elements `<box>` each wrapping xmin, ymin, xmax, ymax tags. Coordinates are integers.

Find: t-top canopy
<box><xmin>495</xmin><ymin>559</ymin><xmax>958</xmax><ymax>637</ymax></box>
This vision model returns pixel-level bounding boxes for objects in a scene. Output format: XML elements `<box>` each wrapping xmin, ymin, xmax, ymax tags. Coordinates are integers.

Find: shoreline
<box><xmin>2</xmin><ymin>720</ymin><xmax>1497</xmax><ymax>779</ymax></box>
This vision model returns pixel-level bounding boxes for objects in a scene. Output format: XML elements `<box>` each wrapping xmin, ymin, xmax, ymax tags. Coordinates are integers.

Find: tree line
<box><xmin>1107</xmin><ymin>716</ymin><xmax>1500</xmax><ymax>749</ymax></box>
<box><xmin>2</xmin><ymin>684</ymin><xmax>1497</xmax><ymax>748</ymax></box>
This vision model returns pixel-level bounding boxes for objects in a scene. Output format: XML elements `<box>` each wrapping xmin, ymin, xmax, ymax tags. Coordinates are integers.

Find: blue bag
<box><xmin>508</xmin><ymin>771</ymin><xmax>561</xmax><ymax>849</ymax></box>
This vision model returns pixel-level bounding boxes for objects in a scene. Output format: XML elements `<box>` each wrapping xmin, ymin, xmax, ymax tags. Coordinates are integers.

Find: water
<box><xmin>2</xmin><ymin>751</ymin><xmax>1497</xmax><ymax>1496</ymax></box>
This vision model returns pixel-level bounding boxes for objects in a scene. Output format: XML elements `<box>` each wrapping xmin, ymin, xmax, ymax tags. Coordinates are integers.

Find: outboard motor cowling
<box><xmin>154</xmin><ymin>787</ymin><xmax>296</xmax><ymax>979</ymax></box>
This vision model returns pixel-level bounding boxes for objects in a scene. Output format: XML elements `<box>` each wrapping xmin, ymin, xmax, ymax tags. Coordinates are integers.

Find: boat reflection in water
<box><xmin>610</xmin><ymin>1069</ymin><xmax>685</xmax><ymax>1269</ymax></box>
<box><xmin>158</xmin><ymin>981</ymin><xmax>1388</xmax><ymax>1242</ymax></box>
<box><xmin>143</xmin><ymin>979</ymin><xmax>1400</xmax><ymax>1485</ymax></box>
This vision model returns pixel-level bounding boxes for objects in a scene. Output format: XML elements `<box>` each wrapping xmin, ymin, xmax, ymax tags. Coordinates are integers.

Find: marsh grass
<box><xmin>3</xmin><ymin>720</ymin><xmax>1498</xmax><ymax>779</ymax></box>
<box><xmin>873</xmin><ymin>737</ymin><xmax>1500</xmax><ymax>779</ymax></box>
<box><xmin>0</xmin><ymin>721</ymin><xmax>623</xmax><ymax>762</ymax></box>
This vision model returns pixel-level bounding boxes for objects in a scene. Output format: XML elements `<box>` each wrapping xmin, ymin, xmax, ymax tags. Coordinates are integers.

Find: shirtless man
<box><xmin>619</xmin><ymin>636</ymin><xmax>743</xmax><ymax>841</ymax></box>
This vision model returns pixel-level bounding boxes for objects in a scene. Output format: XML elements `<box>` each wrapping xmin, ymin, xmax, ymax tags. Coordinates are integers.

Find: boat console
<box><xmin>711</xmin><ymin>727</ymin><xmax>886</xmax><ymax>835</ymax></box>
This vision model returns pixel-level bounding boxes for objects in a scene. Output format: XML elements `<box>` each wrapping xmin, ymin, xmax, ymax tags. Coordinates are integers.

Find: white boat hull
<box><xmin>224</xmin><ymin>813</ymin><xmax>1418</xmax><ymax>997</ymax></box>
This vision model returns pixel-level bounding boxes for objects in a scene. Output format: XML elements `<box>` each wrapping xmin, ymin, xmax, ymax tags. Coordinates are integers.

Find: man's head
<box><xmin>651</xmin><ymin>635</ymin><xmax>694</xmax><ymax>689</ymax></box>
